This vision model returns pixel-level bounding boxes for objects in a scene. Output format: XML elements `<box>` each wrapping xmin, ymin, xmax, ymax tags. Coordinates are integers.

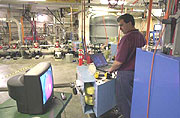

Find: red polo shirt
<box><xmin>116</xmin><ymin>29</ymin><xmax>145</xmax><ymax>71</ymax></box>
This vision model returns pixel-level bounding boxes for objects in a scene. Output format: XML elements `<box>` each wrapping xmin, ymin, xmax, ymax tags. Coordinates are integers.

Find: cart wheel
<box><xmin>72</xmin><ymin>88</ymin><xmax>77</xmax><ymax>95</ymax></box>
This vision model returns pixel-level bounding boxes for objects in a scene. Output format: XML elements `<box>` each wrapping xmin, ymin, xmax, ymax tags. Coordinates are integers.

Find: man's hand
<box><xmin>107</xmin><ymin>68</ymin><xmax>113</xmax><ymax>73</ymax></box>
<box><xmin>107</xmin><ymin>60</ymin><xmax>122</xmax><ymax>73</ymax></box>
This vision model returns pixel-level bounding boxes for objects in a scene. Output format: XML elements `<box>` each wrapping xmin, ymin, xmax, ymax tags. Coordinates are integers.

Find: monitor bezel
<box><xmin>24</xmin><ymin>62</ymin><xmax>54</xmax><ymax>114</ymax></box>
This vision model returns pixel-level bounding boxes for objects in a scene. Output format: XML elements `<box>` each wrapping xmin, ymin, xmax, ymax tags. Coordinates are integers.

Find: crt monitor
<box><xmin>7</xmin><ymin>62</ymin><xmax>54</xmax><ymax>114</ymax></box>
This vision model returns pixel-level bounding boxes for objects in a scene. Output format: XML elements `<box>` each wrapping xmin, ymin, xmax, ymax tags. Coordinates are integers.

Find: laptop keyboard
<box><xmin>97</xmin><ymin>65</ymin><xmax>111</xmax><ymax>72</ymax></box>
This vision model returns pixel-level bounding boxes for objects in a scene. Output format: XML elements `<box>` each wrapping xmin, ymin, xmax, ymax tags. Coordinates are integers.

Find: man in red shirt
<box><xmin>108</xmin><ymin>14</ymin><xmax>145</xmax><ymax>118</ymax></box>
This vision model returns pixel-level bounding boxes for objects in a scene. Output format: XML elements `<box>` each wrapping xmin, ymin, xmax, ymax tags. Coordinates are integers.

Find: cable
<box><xmin>46</xmin><ymin>7</ymin><xmax>63</xmax><ymax>26</ymax></box>
<box><xmin>174</xmin><ymin>0</ymin><xmax>179</xmax><ymax>14</ymax></box>
<box><xmin>142</xmin><ymin>0</ymin><xmax>163</xmax><ymax>22</ymax></box>
<box><xmin>146</xmin><ymin>24</ymin><xmax>166</xmax><ymax>118</ymax></box>
<box><xmin>102</xmin><ymin>16</ymin><xmax>108</xmax><ymax>46</ymax></box>
<box><xmin>132</xmin><ymin>0</ymin><xmax>139</xmax><ymax>5</ymax></box>
<box><xmin>57</xmin><ymin>10</ymin><xmax>61</xmax><ymax>22</ymax></box>
<box><xmin>146</xmin><ymin>2</ymin><xmax>172</xmax><ymax>118</ymax></box>
<box><xmin>82</xmin><ymin>0</ymin><xmax>88</xmax><ymax>58</ymax></box>
<box><xmin>22</xmin><ymin>10</ymin><xmax>34</xmax><ymax>29</ymax></box>
<box><xmin>169</xmin><ymin>0</ymin><xmax>175</xmax><ymax>15</ymax></box>
<box><xmin>54</xmin><ymin>83</ymin><xmax>73</xmax><ymax>88</ymax></box>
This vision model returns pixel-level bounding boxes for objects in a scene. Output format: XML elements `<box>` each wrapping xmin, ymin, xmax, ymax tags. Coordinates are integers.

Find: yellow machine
<box><xmin>84</xmin><ymin>83</ymin><xmax>95</xmax><ymax>105</ymax></box>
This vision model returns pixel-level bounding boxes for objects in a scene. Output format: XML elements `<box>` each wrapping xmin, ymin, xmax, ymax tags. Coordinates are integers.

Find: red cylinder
<box><xmin>55</xmin><ymin>42</ymin><xmax>59</xmax><ymax>48</ymax></box>
<box><xmin>78</xmin><ymin>49</ymin><xmax>83</xmax><ymax>66</ymax></box>
<box><xmin>34</xmin><ymin>42</ymin><xmax>39</xmax><ymax>48</ymax></box>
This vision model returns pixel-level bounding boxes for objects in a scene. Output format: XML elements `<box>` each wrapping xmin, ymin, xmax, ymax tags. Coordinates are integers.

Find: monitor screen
<box><xmin>90</xmin><ymin>53</ymin><xmax>108</xmax><ymax>68</ymax></box>
<box><xmin>40</xmin><ymin>67</ymin><xmax>53</xmax><ymax>104</ymax></box>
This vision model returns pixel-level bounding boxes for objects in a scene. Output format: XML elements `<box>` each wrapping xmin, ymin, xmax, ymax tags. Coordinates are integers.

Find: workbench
<box><xmin>0</xmin><ymin>92</ymin><xmax>72</xmax><ymax>118</ymax></box>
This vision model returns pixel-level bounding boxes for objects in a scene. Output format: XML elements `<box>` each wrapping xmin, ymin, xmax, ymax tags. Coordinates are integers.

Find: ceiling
<box><xmin>0</xmin><ymin>0</ymin><xmax>164</xmax><ymax>17</ymax></box>
<box><xmin>0</xmin><ymin>0</ymin><xmax>162</xmax><ymax>10</ymax></box>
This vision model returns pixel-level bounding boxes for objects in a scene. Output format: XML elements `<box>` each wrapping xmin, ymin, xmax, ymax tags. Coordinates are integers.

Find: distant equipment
<box><xmin>55</xmin><ymin>51</ymin><xmax>62</xmax><ymax>59</ymax></box>
<box><xmin>153</xmin><ymin>24</ymin><xmax>162</xmax><ymax>31</ymax></box>
<box><xmin>90</xmin><ymin>15</ymin><xmax>118</xmax><ymax>44</ymax></box>
<box><xmin>149</xmin><ymin>24</ymin><xmax>162</xmax><ymax>46</ymax></box>
<box><xmin>65</xmin><ymin>53</ymin><xmax>73</xmax><ymax>63</ymax></box>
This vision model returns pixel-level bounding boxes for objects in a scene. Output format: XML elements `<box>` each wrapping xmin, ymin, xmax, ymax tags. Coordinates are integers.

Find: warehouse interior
<box><xmin>0</xmin><ymin>0</ymin><xmax>180</xmax><ymax>118</ymax></box>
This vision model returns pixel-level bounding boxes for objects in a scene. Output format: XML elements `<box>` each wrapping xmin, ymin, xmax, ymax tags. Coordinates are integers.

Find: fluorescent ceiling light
<box><xmin>37</xmin><ymin>15</ymin><xmax>45</xmax><ymax>22</ymax></box>
<box><xmin>0</xmin><ymin>18</ymin><xmax>6</xmax><ymax>21</ymax></box>
<box><xmin>133</xmin><ymin>9</ymin><xmax>144</xmax><ymax>12</ymax></box>
<box><xmin>19</xmin><ymin>0</ymin><xmax>46</xmax><ymax>1</ymax></box>
<box><xmin>90</xmin><ymin>6</ymin><xmax>124</xmax><ymax>12</ymax></box>
<box><xmin>152</xmin><ymin>9</ymin><xmax>162</xmax><ymax>17</ymax></box>
<box><xmin>118</xmin><ymin>1</ymin><xmax>127</xmax><ymax>5</ymax></box>
<box><xmin>100</xmin><ymin>0</ymin><xmax>108</xmax><ymax>4</ymax></box>
<box><xmin>117</xmin><ymin>12</ymin><xmax>125</xmax><ymax>16</ymax></box>
<box><xmin>100</xmin><ymin>0</ymin><xmax>127</xmax><ymax>5</ymax></box>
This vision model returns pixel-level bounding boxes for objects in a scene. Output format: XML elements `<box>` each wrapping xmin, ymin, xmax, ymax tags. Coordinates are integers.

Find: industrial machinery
<box><xmin>90</xmin><ymin>15</ymin><xmax>118</xmax><ymax>44</ymax></box>
<box><xmin>131</xmin><ymin>48</ymin><xmax>180</xmax><ymax>118</ymax></box>
<box><xmin>131</xmin><ymin>1</ymin><xmax>180</xmax><ymax>118</ymax></box>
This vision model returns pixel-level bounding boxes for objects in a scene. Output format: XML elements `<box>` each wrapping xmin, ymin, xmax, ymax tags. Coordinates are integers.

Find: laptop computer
<box><xmin>90</xmin><ymin>53</ymin><xmax>112</xmax><ymax>72</ymax></box>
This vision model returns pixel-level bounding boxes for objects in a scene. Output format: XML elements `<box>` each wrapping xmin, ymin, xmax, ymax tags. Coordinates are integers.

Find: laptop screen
<box><xmin>90</xmin><ymin>53</ymin><xmax>108</xmax><ymax>68</ymax></box>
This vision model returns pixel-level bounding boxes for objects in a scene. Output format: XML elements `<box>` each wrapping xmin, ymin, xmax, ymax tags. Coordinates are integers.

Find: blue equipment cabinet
<box><xmin>131</xmin><ymin>48</ymin><xmax>180</xmax><ymax>118</ymax></box>
<box><xmin>76</xmin><ymin>66</ymin><xmax>116</xmax><ymax>117</ymax></box>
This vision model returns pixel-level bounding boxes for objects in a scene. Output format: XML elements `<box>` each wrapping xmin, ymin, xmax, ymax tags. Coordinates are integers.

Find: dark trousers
<box><xmin>116</xmin><ymin>71</ymin><xmax>134</xmax><ymax>118</ymax></box>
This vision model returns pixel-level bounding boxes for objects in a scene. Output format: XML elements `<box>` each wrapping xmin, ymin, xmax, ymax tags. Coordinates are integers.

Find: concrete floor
<box><xmin>0</xmin><ymin>56</ymin><xmax>119</xmax><ymax>118</ymax></box>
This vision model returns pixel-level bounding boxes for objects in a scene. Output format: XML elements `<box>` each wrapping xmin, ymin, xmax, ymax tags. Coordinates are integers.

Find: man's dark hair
<box><xmin>117</xmin><ymin>14</ymin><xmax>135</xmax><ymax>26</ymax></box>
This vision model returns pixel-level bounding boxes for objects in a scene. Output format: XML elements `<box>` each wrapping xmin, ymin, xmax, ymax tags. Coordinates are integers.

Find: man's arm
<box><xmin>108</xmin><ymin>60</ymin><xmax>122</xmax><ymax>73</ymax></box>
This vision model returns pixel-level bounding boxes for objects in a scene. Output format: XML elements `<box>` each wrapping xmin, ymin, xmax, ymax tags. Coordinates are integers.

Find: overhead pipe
<box><xmin>88</xmin><ymin>0</ymin><xmax>90</xmax><ymax>7</ymax></box>
<box><xmin>132</xmin><ymin>0</ymin><xmax>139</xmax><ymax>4</ymax></box>
<box><xmin>31</xmin><ymin>17</ymin><xmax>37</xmax><ymax>42</ymax></box>
<box><xmin>7</xmin><ymin>8</ymin><xmax>12</xmax><ymax>46</ymax></box>
<box><xmin>20</xmin><ymin>16</ymin><xmax>24</xmax><ymax>45</ymax></box>
<box><xmin>174</xmin><ymin>0</ymin><xmax>179</xmax><ymax>14</ymax></box>
<box><xmin>70</xmin><ymin>7</ymin><xmax>73</xmax><ymax>32</ymax></box>
<box><xmin>70</xmin><ymin>6</ymin><xmax>74</xmax><ymax>41</ymax></box>
<box><xmin>8</xmin><ymin>18</ymin><xmax>22</xmax><ymax>45</ymax></box>
<box><xmin>81</xmin><ymin>0</ymin><xmax>85</xmax><ymax>57</ymax></box>
<box><xmin>83</xmin><ymin>0</ymin><xmax>85</xmax><ymax>43</ymax></box>
<box><xmin>81</xmin><ymin>0</ymin><xmax>83</xmax><ymax>42</ymax></box>
<box><xmin>46</xmin><ymin>7</ymin><xmax>63</xmax><ymax>25</ymax></box>
<box><xmin>145</xmin><ymin>0</ymin><xmax>153</xmax><ymax>46</ymax></box>
<box><xmin>102</xmin><ymin>16</ymin><xmax>108</xmax><ymax>46</ymax></box>
<box><xmin>83</xmin><ymin>0</ymin><xmax>87</xmax><ymax>56</ymax></box>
